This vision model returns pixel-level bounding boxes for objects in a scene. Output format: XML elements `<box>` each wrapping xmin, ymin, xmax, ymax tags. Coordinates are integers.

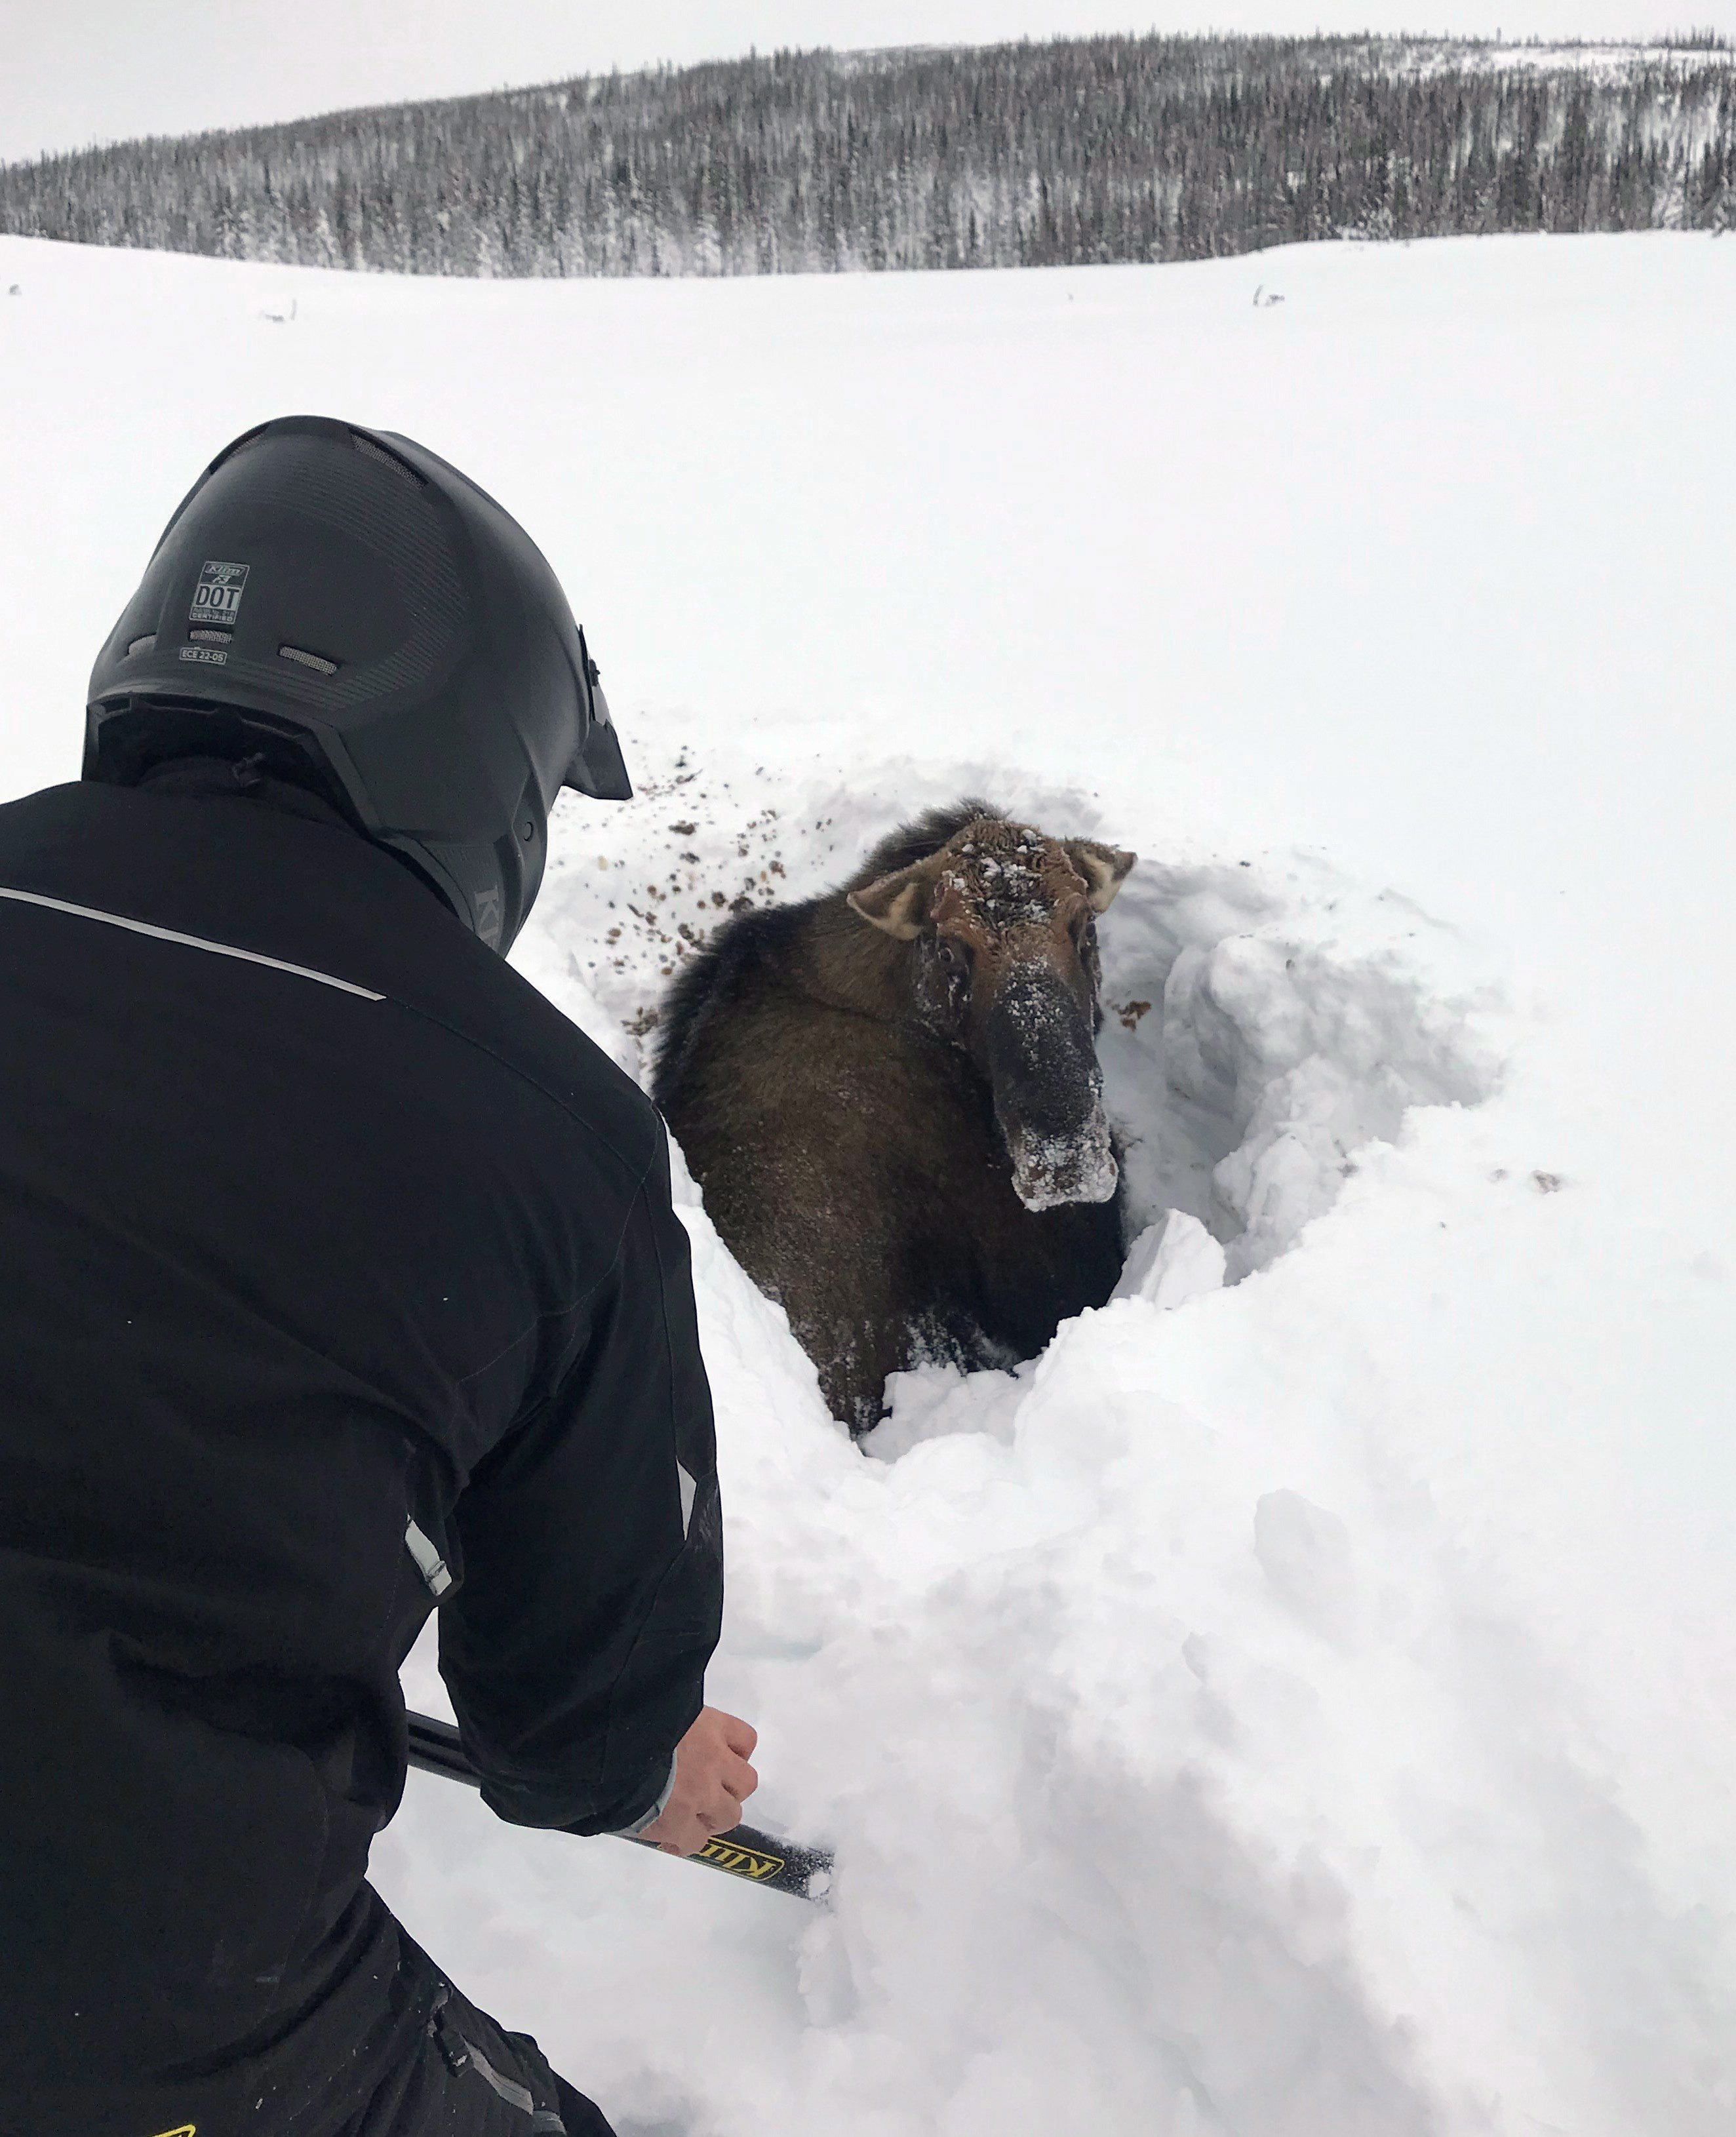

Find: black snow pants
<box><xmin>338</xmin><ymin>1948</ymin><xmax>615</xmax><ymax>2137</ymax></box>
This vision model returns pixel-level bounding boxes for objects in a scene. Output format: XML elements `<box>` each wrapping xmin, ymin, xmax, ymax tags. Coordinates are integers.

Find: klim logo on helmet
<box><xmin>473</xmin><ymin>885</ymin><xmax>505</xmax><ymax>949</ymax></box>
<box><xmin>189</xmin><ymin>559</ymin><xmax>250</xmax><ymax>627</ymax></box>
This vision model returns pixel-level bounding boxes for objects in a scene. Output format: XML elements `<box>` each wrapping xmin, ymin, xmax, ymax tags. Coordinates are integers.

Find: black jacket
<box><xmin>0</xmin><ymin>781</ymin><xmax>721</xmax><ymax>2133</ymax></box>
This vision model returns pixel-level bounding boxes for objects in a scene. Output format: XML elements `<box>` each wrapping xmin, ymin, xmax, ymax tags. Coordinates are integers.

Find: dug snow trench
<box><xmin>387</xmin><ymin>745</ymin><xmax>1551</xmax><ymax>2136</ymax></box>
<box><xmin>392</xmin><ymin>760</ymin><xmax>1726</xmax><ymax>2137</ymax></box>
<box><xmin>519</xmin><ymin>740</ymin><xmax>1499</xmax><ymax>1365</ymax></box>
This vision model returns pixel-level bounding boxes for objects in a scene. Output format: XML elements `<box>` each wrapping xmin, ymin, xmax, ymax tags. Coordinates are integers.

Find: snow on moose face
<box><xmin>848</xmin><ymin>815</ymin><xmax>1136</xmax><ymax>1212</ymax></box>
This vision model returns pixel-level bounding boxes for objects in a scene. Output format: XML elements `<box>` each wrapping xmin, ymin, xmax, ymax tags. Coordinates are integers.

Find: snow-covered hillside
<box><xmin>2</xmin><ymin>231</ymin><xmax>1733</xmax><ymax>2136</ymax></box>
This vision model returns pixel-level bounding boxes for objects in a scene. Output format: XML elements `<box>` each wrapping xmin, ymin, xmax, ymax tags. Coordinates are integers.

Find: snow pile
<box><xmin>1114</xmin><ymin>1209</ymin><xmax>1225</xmax><ymax>1308</ymax></box>
<box><xmin>3</xmin><ymin>229</ymin><xmax>1735</xmax><ymax>2136</ymax></box>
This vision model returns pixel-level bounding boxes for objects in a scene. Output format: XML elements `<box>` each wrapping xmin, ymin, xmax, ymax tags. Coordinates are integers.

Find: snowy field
<box><xmin>3</xmin><ymin>229</ymin><xmax>1734</xmax><ymax>2135</ymax></box>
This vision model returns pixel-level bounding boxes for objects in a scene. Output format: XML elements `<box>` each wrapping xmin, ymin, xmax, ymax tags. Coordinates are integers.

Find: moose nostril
<box><xmin>1005</xmin><ymin>1106</ymin><xmax>1119</xmax><ymax>1211</ymax></box>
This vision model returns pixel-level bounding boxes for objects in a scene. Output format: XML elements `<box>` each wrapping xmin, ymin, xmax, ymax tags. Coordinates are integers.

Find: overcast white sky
<box><xmin>2</xmin><ymin>0</ymin><xmax>1730</xmax><ymax>165</ymax></box>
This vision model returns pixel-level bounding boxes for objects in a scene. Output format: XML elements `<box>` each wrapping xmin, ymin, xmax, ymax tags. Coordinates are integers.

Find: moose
<box><xmin>652</xmin><ymin>801</ymin><xmax>1137</xmax><ymax>1435</ymax></box>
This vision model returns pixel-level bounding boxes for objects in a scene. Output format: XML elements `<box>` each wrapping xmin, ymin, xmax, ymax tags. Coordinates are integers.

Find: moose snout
<box><xmin>985</xmin><ymin>967</ymin><xmax>1119</xmax><ymax>1212</ymax></box>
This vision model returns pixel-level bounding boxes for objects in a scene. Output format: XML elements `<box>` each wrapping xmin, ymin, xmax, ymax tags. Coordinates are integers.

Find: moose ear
<box><xmin>1065</xmin><ymin>840</ymin><xmax>1137</xmax><ymax>913</ymax></box>
<box><xmin>848</xmin><ymin>861</ymin><xmax>933</xmax><ymax>940</ymax></box>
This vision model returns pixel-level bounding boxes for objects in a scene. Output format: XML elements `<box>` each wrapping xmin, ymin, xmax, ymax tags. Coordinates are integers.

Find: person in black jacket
<box><xmin>0</xmin><ymin>416</ymin><xmax>755</xmax><ymax>2136</ymax></box>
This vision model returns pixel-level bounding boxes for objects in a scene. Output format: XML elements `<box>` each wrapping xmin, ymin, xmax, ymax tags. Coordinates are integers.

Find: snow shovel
<box><xmin>405</xmin><ymin>1709</ymin><xmax>833</xmax><ymax>1904</ymax></box>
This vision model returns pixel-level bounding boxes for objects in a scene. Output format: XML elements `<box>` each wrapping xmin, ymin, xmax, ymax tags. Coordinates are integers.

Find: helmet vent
<box><xmin>188</xmin><ymin>627</ymin><xmax>232</xmax><ymax>646</ymax></box>
<box><xmin>125</xmin><ymin>634</ymin><xmax>157</xmax><ymax>658</ymax></box>
<box><xmin>278</xmin><ymin>644</ymin><xmax>340</xmax><ymax>676</ymax></box>
<box><xmin>351</xmin><ymin>433</ymin><xmax>425</xmax><ymax>486</ymax></box>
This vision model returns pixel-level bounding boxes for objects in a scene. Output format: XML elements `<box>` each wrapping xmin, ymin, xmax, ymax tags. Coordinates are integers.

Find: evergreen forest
<box><xmin>3</xmin><ymin>34</ymin><xmax>1733</xmax><ymax>278</ymax></box>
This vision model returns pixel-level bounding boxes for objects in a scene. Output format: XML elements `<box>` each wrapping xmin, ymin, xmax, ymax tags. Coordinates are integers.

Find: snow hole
<box><xmin>526</xmin><ymin>749</ymin><xmax>1500</xmax><ymax>1454</ymax></box>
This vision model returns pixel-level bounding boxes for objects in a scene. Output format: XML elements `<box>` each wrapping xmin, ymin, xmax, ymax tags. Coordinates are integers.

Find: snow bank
<box><xmin>5</xmin><ymin>229</ymin><xmax>1735</xmax><ymax>2135</ymax></box>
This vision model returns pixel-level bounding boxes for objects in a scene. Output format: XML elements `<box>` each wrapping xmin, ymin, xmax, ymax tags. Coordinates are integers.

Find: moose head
<box><xmin>848</xmin><ymin>814</ymin><xmax>1135</xmax><ymax>1211</ymax></box>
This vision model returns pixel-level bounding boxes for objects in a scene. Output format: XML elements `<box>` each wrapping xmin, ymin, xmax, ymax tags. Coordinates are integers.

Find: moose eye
<box><xmin>937</xmin><ymin>937</ymin><xmax>969</xmax><ymax>974</ymax></box>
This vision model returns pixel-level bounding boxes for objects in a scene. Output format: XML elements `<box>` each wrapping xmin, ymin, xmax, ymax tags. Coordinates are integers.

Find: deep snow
<box><xmin>1</xmin><ymin>229</ymin><xmax>1733</xmax><ymax>2135</ymax></box>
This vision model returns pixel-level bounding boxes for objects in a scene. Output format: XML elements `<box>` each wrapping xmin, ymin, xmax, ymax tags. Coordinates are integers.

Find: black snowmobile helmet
<box><xmin>85</xmin><ymin>414</ymin><xmax>632</xmax><ymax>952</ymax></box>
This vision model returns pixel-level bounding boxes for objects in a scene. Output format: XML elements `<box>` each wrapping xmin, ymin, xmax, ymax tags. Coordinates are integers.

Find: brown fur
<box><xmin>652</xmin><ymin>802</ymin><xmax>1135</xmax><ymax>1435</ymax></box>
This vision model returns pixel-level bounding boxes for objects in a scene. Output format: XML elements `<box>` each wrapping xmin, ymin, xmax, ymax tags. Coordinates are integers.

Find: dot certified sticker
<box><xmin>189</xmin><ymin>559</ymin><xmax>250</xmax><ymax>627</ymax></box>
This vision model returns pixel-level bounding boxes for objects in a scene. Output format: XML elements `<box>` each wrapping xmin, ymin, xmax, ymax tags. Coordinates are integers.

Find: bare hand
<box><xmin>639</xmin><ymin>1706</ymin><xmax>759</xmax><ymax>1856</ymax></box>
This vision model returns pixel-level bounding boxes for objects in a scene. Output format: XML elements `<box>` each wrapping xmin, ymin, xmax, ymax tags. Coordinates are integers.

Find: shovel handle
<box><xmin>404</xmin><ymin>1708</ymin><xmax>833</xmax><ymax>1904</ymax></box>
